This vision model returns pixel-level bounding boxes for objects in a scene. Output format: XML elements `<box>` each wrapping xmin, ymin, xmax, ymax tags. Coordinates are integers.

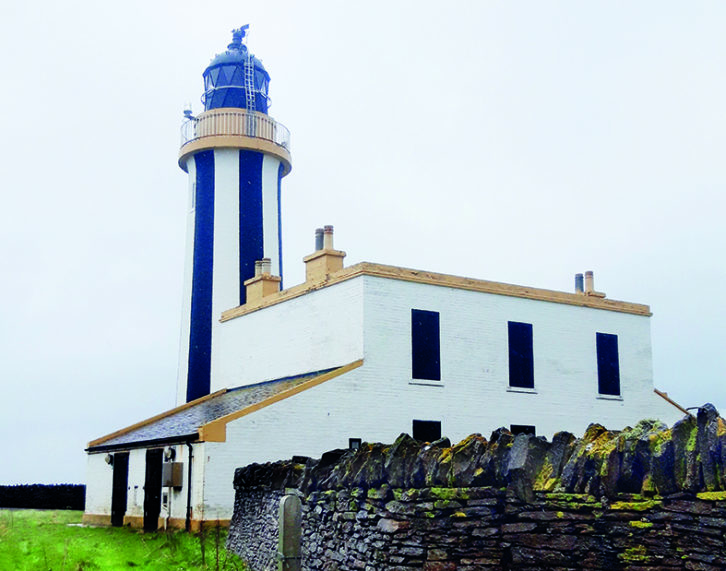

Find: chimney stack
<box><xmin>578</xmin><ymin>270</ymin><xmax>606</xmax><ymax>298</ymax></box>
<box><xmin>244</xmin><ymin>258</ymin><xmax>281</xmax><ymax>306</ymax></box>
<box><xmin>304</xmin><ymin>225</ymin><xmax>346</xmax><ymax>283</ymax></box>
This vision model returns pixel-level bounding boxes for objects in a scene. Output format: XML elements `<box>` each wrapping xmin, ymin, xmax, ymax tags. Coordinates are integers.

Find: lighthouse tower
<box><xmin>177</xmin><ymin>26</ymin><xmax>291</xmax><ymax>404</ymax></box>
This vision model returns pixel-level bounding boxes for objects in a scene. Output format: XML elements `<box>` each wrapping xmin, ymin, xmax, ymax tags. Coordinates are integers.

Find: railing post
<box><xmin>277</xmin><ymin>493</ymin><xmax>302</xmax><ymax>571</ymax></box>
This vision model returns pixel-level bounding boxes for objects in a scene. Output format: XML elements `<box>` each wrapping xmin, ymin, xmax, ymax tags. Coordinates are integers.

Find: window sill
<box><xmin>597</xmin><ymin>394</ymin><xmax>623</xmax><ymax>401</ymax></box>
<box><xmin>409</xmin><ymin>380</ymin><xmax>444</xmax><ymax>387</ymax></box>
<box><xmin>507</xmin><ymin>387</ymin><xmax>537</xmax><ymax>394</ymax></box>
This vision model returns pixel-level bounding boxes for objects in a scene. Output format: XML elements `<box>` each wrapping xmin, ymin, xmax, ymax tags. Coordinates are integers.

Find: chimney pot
<box><xmin>584</xmin><ymin>271</ymin><xmax>594</xmax><ymax>293</ymax></box>
<box><xmin>261</xmin><ymin>257</ymin><xmax>272</xmax><ymax>275</ymax></box>
<box><xmin>254</xmin><ymin>260</ymin><xmax>263</xmax><ymax>277</ymax></box>
<box><xmin>314</xmin><ymin>228</ymin><xmax>324</xmax><ymax>251</ymax></box>
<box><xmin>323</xmin><ymin>225</ymin><xmax>334</xmax><ymax>250</ymax></box>
<box><xmin>575</xmin><ymin>273</ymin><xmax>584</xmax><ymax>293</ymax></box>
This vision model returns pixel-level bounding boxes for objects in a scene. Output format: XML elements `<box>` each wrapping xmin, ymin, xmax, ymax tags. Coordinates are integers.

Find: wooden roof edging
<box><xmin>357</xmin><ymin>263</ymin><xmax>652</xmax><ymax>316</ymax></box>
<box><xmin>220</xmin><ymin>262</ymin><xmax>651</xmax><ymax>322</ymax></box>
<box><xmin>87</xmin><ymin>389</ymin><xmax>228</xmax><ymax>448</ymax></box>
<box><xmin>654</xmin><ymin>387</ymin><xmax>693</xmax><ymax>418</ymax></box>
<box><xmin>198</xmin><ymin>359</ymin><xmax>364</xmax><ymax>443</ymax></box>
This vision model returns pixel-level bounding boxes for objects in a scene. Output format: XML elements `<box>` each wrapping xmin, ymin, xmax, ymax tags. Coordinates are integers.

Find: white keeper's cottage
<box><xmin>83</xmin><ymin>27</ymin><xmax>685</xmax><ymax>531</ymax></box>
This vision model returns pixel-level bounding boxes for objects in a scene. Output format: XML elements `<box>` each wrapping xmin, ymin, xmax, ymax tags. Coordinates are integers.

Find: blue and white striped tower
<box><xmin>177</xmin><ymin>26</ymin><xmax>291</xmax><ymax>404</ymax></box>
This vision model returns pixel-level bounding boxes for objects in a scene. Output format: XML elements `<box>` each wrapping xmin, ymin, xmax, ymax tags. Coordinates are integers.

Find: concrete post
<box><xmin>278</xmin><ymin>494</ymin><xmax>302</xmax><ymax>571</ymax></box>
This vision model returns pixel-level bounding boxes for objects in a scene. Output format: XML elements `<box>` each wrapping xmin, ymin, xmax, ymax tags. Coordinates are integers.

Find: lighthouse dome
<box><xmin>202</xmin><ymin>26</ymin><xmax>271</xmax><ymax>113</ymax></box>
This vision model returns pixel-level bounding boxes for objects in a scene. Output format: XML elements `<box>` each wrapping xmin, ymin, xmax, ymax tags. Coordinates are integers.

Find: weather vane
<box><xmin>230</xmin><ymin>25</ymin><xmax>249</xmax><ymax>49</ymax></box>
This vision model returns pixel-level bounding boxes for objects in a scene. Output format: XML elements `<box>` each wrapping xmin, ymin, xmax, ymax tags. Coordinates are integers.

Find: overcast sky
<box><xmin>1</xmin><ymin>1</ymin><xmax>724</xmax><ymax>484</ymax></box>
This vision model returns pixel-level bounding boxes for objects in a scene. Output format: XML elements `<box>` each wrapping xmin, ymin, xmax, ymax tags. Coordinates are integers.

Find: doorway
<box><xmin>143</xmin><ymin>449</ymin><xmax>163</xmax><ymax>532</ymax></box>
<box><xmin>110</xmin><ymin>452</ymin><xmax>129</xmax><ymax>527</ymax></box>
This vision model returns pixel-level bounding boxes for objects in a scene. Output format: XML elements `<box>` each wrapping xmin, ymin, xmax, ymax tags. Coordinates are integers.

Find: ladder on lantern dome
<box><xmin>244</xmin><ymin>50</ymin><xmax>256</xmax><ymax>136</ymax></box>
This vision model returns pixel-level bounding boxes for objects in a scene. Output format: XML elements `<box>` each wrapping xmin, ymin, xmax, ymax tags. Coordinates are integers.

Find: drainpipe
<box><xmin>185</xmin><ymin>441</ymin><xmax>193</xmax><ymax>532</ymax></box>
<box><xmin>165</xmin><ymin>490</ymin><xmax>171</xmax><ymax>530</ymax></box>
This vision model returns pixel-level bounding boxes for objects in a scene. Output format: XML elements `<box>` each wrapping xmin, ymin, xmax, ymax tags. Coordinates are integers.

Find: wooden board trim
<box><xmin>87</xmin><ymin>389</ymin><xmax>227</xmax><ymax>448</ymax></box>
<box><xmin>221</xmin><ymin>262</ymin><xmax>651</xmax><ymax>322</ymax></box>
<box><xmin>654</xmin><ymin>388</ymin><xmax>692</xmax><ymax>417</ymax></box>
<box><xmin>198</xmin><ymin>359</ymin><xmax>364</xmax><ymax>442</ymax></box>
<box><xmin>179</xmin><ymin>136</ymin><xmax>291</xmax><ymax>175</ymax></box>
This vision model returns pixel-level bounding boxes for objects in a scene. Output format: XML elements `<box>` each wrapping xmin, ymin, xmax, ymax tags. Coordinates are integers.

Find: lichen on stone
<box><xmin>628</xmin><ymin>520</ymin><xmax>654</xmax><ymax>529</ymax></box>
<box><xmin>429</xmin><ymin>487</ymin><xmax>469</xmax><ymax>501</ymax></box>
<box><xmin>610</xmin><ymin>499</ymin><xmax>661</xmax><ymax>511</ymax></box>
<box><xmin>619</xmin><ymin>545</ymin><xmax>649</xmax><ymax>562</ymax></box>
<box><xmin>696</xmin><ymin>491</ymin><xmax>726</xmax><ymax>501</ymax></box>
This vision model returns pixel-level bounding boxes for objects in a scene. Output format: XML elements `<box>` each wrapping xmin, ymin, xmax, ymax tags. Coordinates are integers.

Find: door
<box><xmin>143</xmin><ymin>449</ymin><xmax>163</xmax><ymax>532</ymax></box>
<box><xmin>110</xmin><ymin>452</ymin><xmax>129</xmax><ymax>527</ymax></box>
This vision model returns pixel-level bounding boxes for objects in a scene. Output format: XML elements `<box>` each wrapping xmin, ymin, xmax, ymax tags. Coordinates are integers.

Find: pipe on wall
<box><xmin>185</xmin><ymin>441</ymin><xmax>194</xmax><ymax>532</ymax></box>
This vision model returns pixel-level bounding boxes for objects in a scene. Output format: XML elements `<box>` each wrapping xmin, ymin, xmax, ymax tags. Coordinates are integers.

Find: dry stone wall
<box><xmin>228</xmin><ymin>405</ymin><xmax>726</xmax><ymax>570</ymax></box>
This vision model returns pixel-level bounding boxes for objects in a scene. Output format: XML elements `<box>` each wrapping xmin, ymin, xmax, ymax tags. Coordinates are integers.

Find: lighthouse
<box><xmin>177</xmin><ymin>26</ymin><xmax>291</xmax><ymax>404</ymax></box>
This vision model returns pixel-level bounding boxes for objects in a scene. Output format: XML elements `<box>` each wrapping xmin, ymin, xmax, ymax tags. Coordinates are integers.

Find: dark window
<box><xmin>412</xmin><ymin>420</ymin><xmax>442</xmax><ymax>442</ymax></box>
<box><xmin>510</xmin><ymin>424</ymin><xmax>536</xmax><ymax>436</ymax></box>
<box><xmin>508</xmin><ymin>321</ymin><xmax>534</xmax><ymax>388</ymax></box>
<box><xmin>411</xmin><ymin>309</ymin><xmax>441</xmax><ymax>381</ymax></box>
<box><xmin>597</xmin><ymin>333</ymin><xmax>620</xmax><ymax>396</ymax></box>
<box><xmin>349</xmin><ymin>438</ymin><xmax>362</xmax><ymax>451</ymax></box>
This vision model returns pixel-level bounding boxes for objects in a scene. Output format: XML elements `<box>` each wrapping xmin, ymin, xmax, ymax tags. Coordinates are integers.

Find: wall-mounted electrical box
<box><xmin>162</xmin><ymin>462</ymin><xmax>184</xmax><ymax>489</ymax></box>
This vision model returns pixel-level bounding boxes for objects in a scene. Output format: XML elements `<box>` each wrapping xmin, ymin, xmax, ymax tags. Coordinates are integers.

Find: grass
<box><xmin>0</xmin><ymin>509</ymin><xmax>247</xmax><ymax>571</ymax></box>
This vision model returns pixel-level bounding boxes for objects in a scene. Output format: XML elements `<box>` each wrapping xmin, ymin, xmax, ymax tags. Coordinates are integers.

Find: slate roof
<box><xmin>88</xmin><ymin>368</ymin><xmax>337</xmax><ymax>451</ymax></box>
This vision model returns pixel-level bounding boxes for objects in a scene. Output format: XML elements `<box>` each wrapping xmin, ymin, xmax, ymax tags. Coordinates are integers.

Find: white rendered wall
<box><xmin>200</xmin><ymin>369</ymin><xmax>372</xmax><ymax>521</ymax></box>
<box><xmin>198</xmin><ymin>275</ymin><xmax>686</xmax><ymax>517</ymax></box>
<box><xmin>359</xmin><ymin>275</ymin><xmax>683</xmax><ymax>439</ymax></box>
<box><xmin>158</xmin><ymin>444</ymin><xmax>201</xmax><ymax>524</ymax></box>
<box><xmin>124</xmin><ymin>449</ymin><xmax>148</xmax><ymax>520</ymax></box>
<box><xmin>261</xmin><ymin>154</ymin><xmax>281</xmax><ymax>278</ymax></box>
<box><xmin>84</xmin><ymin>444</ymin><xmax>206</xmax><ymax>527</ymax></box>
<box><xmin>211</xmin><ymin>278</ymin><xmax>365</xmax><ymax>390</ymax></box>
<box><xmin>84</xmin><ymin>450</ymin><xmax>145</xmax><ymax>521</ymax></box>
<box><xmin>212</xmin><ymin>149</ymin><xmax>241</xmax><ymax>325</ymax></box>
<box><xmin>84</xmin><ymin>453</ymin><xmax>113</xmax><ymax>516</ymax></box>
<box><xmin>176</xmin><ymin>157</ymin><xmax>197</xmax><ymax>405</ymax></box>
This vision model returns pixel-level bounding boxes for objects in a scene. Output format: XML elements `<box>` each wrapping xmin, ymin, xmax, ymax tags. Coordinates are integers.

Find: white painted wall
<box><xmin>196</xmin><ymin>273</ymin><xmax>686</xmax><ymax>518</ymax></box>
<box><xmin>359</xmin><ymin>275</ymin><xmax>683</xmax><ymax>440</ymax></box>
<box><xmin>84</xmin><ymin>453</ymin><xmax>113</xmax><ymax>516</ymax></box>
<box><xmin>84</xmin><ymin>444</ymin><xmax>205</xmax><ymax>527</ymax></box>
<box><xmin>212</xmin><ymin>149</ymin><xmax>241</xmax><ymax>325</ymax></box>
<box><xmin>261</xmin><ymin>154</ymin><xmax>282</xmax><ymax>279</ymax></box>
<box><xmin>125</xmin><ymin>448</ymin><xmax>148</xmax><ymax>520</ymax></box>
<box><xmin>176</xmin><ymin>157</ymin><xmax>197</xmax><ymax>405</ymax></box>
<box><xmin>158</xmin><ymin>444</ymin><xmax>197</xmax><ymax>524</ymax></box>
<box><xmin>211</xmin><ymin>278</ymin><xmax>365</xmax><ymax>390</ymax></box>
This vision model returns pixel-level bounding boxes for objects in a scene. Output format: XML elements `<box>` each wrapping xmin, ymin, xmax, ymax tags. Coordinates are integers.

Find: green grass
<box><xmin>0</xmin><ymin>509</ymin><xmax>247</xmax><ymax>571</ymax></box>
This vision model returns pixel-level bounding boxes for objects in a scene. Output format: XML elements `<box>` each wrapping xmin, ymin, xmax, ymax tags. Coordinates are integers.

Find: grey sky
<box><xmin>1</xmin><ymin>1</ymin><xmax>724</xmax><ymax>484</ymax></box>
